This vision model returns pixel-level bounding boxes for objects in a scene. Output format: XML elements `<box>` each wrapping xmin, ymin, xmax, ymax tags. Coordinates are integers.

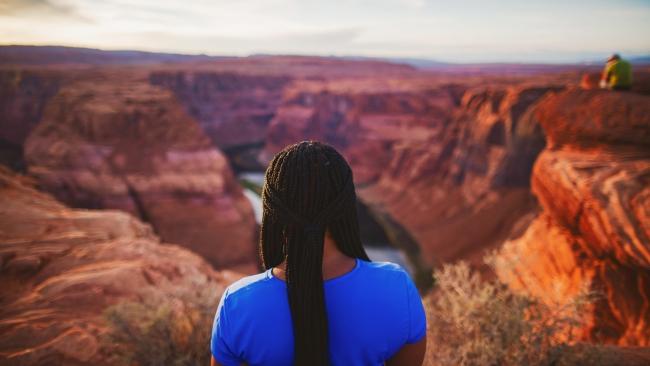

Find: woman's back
<box><xmin>211</xmin><ymin>141</ymin><xmax>426</xmax><ymax>365</ymax></box>
<box><xmin>211</xmin><ymin>259</ymin><xmax>426</xmax><ymax>366</ymax></box>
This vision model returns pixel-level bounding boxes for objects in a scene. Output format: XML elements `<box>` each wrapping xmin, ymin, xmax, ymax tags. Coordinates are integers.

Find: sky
<box><xmin>1</xmin><ymin>0</ymin><xmax>649</xmax><ymax>63</ymax></box>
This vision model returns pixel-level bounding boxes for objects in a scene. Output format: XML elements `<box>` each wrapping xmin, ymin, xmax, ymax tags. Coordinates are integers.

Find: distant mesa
<box><xmin>0</xmin><ymin>45</ymin><xmax>224</xmax><ymax>65</ymax></box>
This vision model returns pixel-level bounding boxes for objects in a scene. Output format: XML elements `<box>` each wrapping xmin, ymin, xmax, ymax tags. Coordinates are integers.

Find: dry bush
<box><xmin>100</xmin><ymin>260</ymin><xmax>601</xmax><ymax>366</ymax></box>
<box><xmin>424</xmin><ymin>260</ymin><xmax>598</xmax><ymax>366</ymax></box>
<box><xmin>102</xmin><ymin>290</ymin><xmax>217</xmax><ymax>366</ymax></box>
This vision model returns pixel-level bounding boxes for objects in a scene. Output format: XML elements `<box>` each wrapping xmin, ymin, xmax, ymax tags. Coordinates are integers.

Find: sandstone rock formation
<box><xmin>495</xmin><ymin>89</ymin><xmax>650</xmax><ymax>345</ymax></box>
<box><xmin>263</xmin><ymin>81</ymin><xmax>561</xmax><ymax>268</ymax></box>
<box><xmin>360</xmin><ymin>86</ymin><xmax>561</xmax><ymax>271</ymax></box>
<box><xmin>0</xmin><ymin>166</ymin><xmax>239</xmax><ymax>365</ymax></box>
<box><xmin>24</xmin><ymin>77</ymin><xmax>257</xmax><ymax>271</ymax></box>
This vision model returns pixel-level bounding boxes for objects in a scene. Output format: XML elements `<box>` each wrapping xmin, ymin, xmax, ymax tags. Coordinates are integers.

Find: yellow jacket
<box><xmin>602</xmin><ymin>59</ymin><xmax>632</xmax><ymax>88</ymax></box>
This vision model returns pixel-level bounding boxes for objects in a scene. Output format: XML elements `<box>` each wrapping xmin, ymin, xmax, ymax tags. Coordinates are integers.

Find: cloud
<box><xmin>398</xmin><ymin>0</ymin><xmax>427</xmax><ymax>8</ymax></box>
<box><xmin>99</xmin><ymin>27</ymin><xmax>363</xmax><ymax>55</ymax></box>
<box><xmin>0</xmin><ymin>0</ymin><xmax>90</xmax><ymax>21</ymax></box>
<box><xmin>270</xmin><ymin>28</ymin><xmax>363</xmax><ymax>49</ymax></box>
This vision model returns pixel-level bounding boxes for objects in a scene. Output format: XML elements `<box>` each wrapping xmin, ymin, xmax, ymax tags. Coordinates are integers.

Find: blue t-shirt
<box><xmin>211</xmin><ymin>259</ymin><xmax>426</xmax><ymax>366</ymax></box>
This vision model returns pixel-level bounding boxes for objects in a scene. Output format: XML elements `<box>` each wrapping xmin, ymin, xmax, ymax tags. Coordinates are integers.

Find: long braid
<box><xmin>260</xmin><ymin>141</ymin><xmax>370</xmax><ymax>366</ymax></box>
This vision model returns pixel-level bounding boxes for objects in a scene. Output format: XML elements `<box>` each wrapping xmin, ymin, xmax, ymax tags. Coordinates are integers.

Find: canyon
<box><xmin>261</xmin><ymin>79</ymin><xmax>565</xmax><ymax>271</ymax></box>
<box><xmin>1</xmin><ymin>46</ymin><xmax>649</xmax><ymax>360</ymax></box>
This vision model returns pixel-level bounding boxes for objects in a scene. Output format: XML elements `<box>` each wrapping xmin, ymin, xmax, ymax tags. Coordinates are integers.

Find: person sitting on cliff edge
<box><xmin>600</xmin><ymin>53</ymin><xmax>632</xmax><ymax>91</ymax></box>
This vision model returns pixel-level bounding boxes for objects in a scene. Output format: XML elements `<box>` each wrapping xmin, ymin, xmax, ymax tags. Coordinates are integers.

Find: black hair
<box><xmin>260</xmin><ymin>141</ymin><xmax>370</xmax><ymax>366</ymax></box>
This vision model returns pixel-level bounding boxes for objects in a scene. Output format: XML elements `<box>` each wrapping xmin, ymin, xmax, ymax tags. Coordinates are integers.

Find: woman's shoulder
<box><xmin>356</xmin><ymin>260</ymin><xmax>420</xmax><ymax>307</ymax></box>
<box><xmin>358</xmin><ymin>260</ymin><xmax>411</xmax><ymax>283</ymax></box>
<box><xmin>222</xmin><ymin>270</ymin><xmax>280</xmax><ymax>305</ymax></box>
<box><xmin>362</xmin><ymin>260</ymin><xmax>407</xmax><ymax>272</ymax></box>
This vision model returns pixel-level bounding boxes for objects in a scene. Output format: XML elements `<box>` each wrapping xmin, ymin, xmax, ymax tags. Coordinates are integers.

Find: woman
<box><xmin>211</xmin><ymin>141</ymin><xmax>426</xmax><ymax>366</ymax></box>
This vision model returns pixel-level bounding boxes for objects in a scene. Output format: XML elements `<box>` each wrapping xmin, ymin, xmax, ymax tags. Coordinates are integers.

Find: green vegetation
<box><xmin>239</xmin><ymin>178</ymin><xmax>262</xmax><ymax>196</ymax></box>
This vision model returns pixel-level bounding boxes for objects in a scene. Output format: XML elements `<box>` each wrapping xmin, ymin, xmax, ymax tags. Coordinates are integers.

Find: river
<box><xmin>238</xmin><ymin>173</ymin><xmax>413</xmax><ymax>273</ymax></box>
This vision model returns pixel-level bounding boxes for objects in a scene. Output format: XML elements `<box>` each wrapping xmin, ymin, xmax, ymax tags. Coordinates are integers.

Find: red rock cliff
<box><xmin>0</xmin><ymin>166</ymin><xmax>240</xmax><ymax>365</ymax></box>
<box><xmin>23</xmin><ymin>76</ymin><xmax>257</xmax><ymax>271</ymax></box>
<box><xmin>263</xmin><ymin>80</ymin><xmax>561</xmax><ymax>267</ymax></box>
<box><xmin>495</xmin><ymin>89</ymin><xmax>650</xmax><ymax>345</ymax></box>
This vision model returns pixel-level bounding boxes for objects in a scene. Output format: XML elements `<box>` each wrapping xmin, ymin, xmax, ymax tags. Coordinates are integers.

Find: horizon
<box><xmin>1</xmin><ymin>0</ymin><xmax>650</xmax><ymax>64</ymax></box>
<box><xmin>4</xmin><ymin>43</ymin><xmax>650</xmax><ymax>66</ymax></box>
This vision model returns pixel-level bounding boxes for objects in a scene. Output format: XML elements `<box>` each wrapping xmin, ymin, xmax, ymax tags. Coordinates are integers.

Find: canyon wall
<box><xmin>357</xmin><ymin>84</ymin><xmax>565</xmax><ymax>267</ymax></box>
<box><xmin>150</xmin><ymin>71</ymin><xmax>290</xmax><ymax>151</ymax></box>
<box><xmin>495</xmin><ymin>89</ymin><xmax>650</xmax><ymax>345</ymax></box>
<box><xmin>262</xmin><ymin>80</ymin><xmax>561</xmax><ymax>268</ymax></box>
<box><xmin>0</xmin><ymin>166</ymin><xmax>239</xmax><ymax>365</ymax></box>
<box><xmin>23</xmin><ymin>76</ymin><xmax>257</xmax><ymax>271</ymax></box>
<box><xmin>0</xmin><ymin>70</ymin><xmax>64</xmax><ymax>170</ymax></box>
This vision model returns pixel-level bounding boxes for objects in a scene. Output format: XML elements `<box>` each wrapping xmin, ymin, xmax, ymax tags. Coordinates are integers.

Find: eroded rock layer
<box><xmin>0</xmin><ymin>166</ymin><xmax>239</xmax><ymax>365</ymax></box>
<box><xmin>23</xmin><ymin>77</ymin><xmax>257</xmax><ymax>270</ymax></box>
<box><xmin>496</xmin><ymin>89</ymin><xmax>650</xmax><ymax>345</ymax></box>
<box><xmin>263</xmin><ymin>81</ymin><xmax>560</xmax><ymax>267</ymax></box>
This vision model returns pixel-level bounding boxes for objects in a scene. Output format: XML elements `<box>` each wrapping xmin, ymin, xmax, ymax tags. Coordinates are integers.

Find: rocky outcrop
<box><xmin>24</xmin><ymin>78</ymin><xmax>257</xmax><ymax>271</ymax></box>
<box><xmin>495</xmin><ymin>89</ymin><xmax>650</xmax><ymax>345</ymax></box>
<box><xmin>580</xmin><ymin>69</ymin><xmax>650</xmax><ymax>95</ymax></box>
<box><xmin>0</xmin><ymin>166</ymin><xmax>240</xmax><ymax>365</ymax></box>
<box><xmin>535</xmin><ymin>89</ymin><xmax>650</xmax><ymax>149</ymax></box>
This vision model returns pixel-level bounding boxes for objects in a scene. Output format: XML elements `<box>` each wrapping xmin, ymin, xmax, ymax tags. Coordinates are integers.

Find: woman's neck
<box><xmin>272</xmin><ymin>231</ymin><xmax>357</xmax><ymax>281</ymax></box>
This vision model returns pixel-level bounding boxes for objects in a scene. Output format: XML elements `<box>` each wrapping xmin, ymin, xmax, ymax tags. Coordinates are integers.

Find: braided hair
<box><xmin>260</xmin><ymin>141</ymin><xmax>370</xmax><ymax>366</ymax></box>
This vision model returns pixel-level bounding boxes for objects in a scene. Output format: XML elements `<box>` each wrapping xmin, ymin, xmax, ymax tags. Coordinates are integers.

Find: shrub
<box><xmin>102</xmin><ymin>291</ymin><xmax>216</xmax><ymax>366</ymax></box>
<box><xmin>424</xmin><ymin>260</ymin><xmax>597</xmax><ymax>366</ymax></box>
<box><xmin>101</xmin><ymin>260</ymin><xmax>599</xmax><ymax>366</ymax></box>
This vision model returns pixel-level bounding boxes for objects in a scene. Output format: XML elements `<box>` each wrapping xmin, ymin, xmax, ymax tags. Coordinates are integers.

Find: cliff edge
<box><xmin>496</xmin><ymin>89</ymin><xmax>650</xmax><ymax>345</ymax></box>
<box><xmin>0</xmin><ymin>166</ymin><xmax>240</xmax><ymax>365</ymax></box>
